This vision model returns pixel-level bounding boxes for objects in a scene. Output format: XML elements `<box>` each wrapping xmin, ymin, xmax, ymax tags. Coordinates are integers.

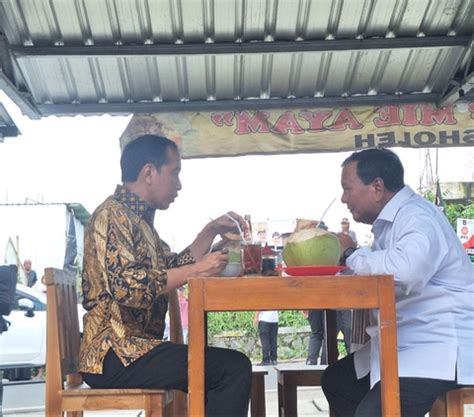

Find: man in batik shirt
<box><xmin>79</xmin><ymin>134</ymin><xmax>252</xmax><ymax>417</ymax></box>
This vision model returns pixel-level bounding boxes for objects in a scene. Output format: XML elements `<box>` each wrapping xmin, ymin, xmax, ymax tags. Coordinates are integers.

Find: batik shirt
<box><xmin>79</xmin><ymin>185</ymin><xmax>194</xmax><ymax>374</ymax></box>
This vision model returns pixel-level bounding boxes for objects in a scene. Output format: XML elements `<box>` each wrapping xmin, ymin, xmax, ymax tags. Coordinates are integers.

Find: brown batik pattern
<box><xmin>79</xmin><ymin>185</ymin><xmax>194</xmax><ymax>374</ymax></box>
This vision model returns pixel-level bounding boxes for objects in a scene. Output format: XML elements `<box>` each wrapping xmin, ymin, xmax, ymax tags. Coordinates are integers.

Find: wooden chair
<box><xmin>275</xmin><ymin>363</ymin><xmax>327</xmax><ymax>417</ymax></box>
<box><xmin>44</xmin><ymin>267</ymin><xmax>186</xmax><ymax>417</ymax></box>
<box><xmin>250</xmin><ymin>366</ymin><xmax>268</xmax><ymax>417</ymax></box>
<box><xmin>350</xmin><ymin>308</ymin><xmax>370</xmax><ymax>352</ymax></box>
<box><xmin>430</xmin><ymin>387</ymin><xmax>474</xmax><ymax>417</ymax></box>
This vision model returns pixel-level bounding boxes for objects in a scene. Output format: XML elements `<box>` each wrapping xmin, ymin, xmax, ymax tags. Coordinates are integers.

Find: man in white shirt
<box><xmin>321</xmin><ymin>148</ymin><xmax>474</xmax><ymax>417</ymax></box>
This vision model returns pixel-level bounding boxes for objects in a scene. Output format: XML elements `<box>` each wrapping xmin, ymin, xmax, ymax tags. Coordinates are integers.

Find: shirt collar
<box><xmin>372</xmin><ymin>185</ymin><xmax>414</xmax><ymax>233</ymax></box>
<box><xmin>113</xmin><ymin>185</ymin><xmax>155</xmax><ymax>225</ymax></box>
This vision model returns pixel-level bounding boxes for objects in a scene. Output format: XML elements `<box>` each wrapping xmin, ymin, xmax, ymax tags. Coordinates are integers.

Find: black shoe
<box><xmin>259</xmin><ymin>360</ymin><xmax>271</xmax><ymax>366</ymax></box>
<box><xmin>306</xmin><ymin>359</ymin><xmax>317</xmax><ymax>365</ymax></box>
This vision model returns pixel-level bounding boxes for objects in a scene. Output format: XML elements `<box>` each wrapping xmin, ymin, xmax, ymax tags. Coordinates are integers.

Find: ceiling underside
<box><xmin>0</xmin><ymin>0</ymin><xmax>473</xmax><ymax>119</ymax></box>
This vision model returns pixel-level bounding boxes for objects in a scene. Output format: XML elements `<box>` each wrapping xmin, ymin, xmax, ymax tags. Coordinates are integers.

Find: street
<box><xmin>1</xmin><ymin>364</ymin><xmax>332</xmax><ymax>416</ymax></box>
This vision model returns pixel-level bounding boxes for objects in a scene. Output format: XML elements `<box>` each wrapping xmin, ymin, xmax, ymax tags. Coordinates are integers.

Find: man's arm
<box><xmin>96</xmin><ymin>208</ymin><xmax>231</xmax><ymax>305</ymax></box>
<box><xmin>347</xmin><ymin>210</ymin><xmax>448</xmax><ymax>294</ymax></box>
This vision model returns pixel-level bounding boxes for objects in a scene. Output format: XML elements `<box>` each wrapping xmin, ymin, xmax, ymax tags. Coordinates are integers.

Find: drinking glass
<box><xmin>240</xmin><ymin>242</ymin><xmax>262</xmax><ymax>275</ymax></box>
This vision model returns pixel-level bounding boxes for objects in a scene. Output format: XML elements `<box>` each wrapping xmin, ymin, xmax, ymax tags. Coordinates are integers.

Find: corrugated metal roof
<box><xmin>0</xmin><ymin>0</ymin><xmax>472</xmax><ymax>117</ymax></box>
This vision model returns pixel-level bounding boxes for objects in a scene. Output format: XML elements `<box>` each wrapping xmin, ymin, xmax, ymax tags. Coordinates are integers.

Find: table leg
<box><xmin>325</xmin><ymin>309</ymin><xmax>343</xmax><ymax>417</ymax></box>
<box><xmin>325</xmin><ymin>309</ymin><xmax>338</xmax><ymax>364</ymax></box>
<box><xmin>378</xmin><ymin>276</ymin><xmax>401</xmax><ymax>417</ymax></box>
<box><xmin>188</xmin><ymin>279</ymin><xmax>206</xmax><ymax>417</ymax></box>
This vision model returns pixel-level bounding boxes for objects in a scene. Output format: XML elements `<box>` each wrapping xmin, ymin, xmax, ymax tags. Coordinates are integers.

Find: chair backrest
<box><xmin>45</xmin><ymin>267</ymin><xmax>187</xmax><ymax>416</ymax></box>
<box><xmin>44</xmin><ymin>267</ymin><xmax>82</xmax><ymax>386</ymax></box>
<box><xmin>45</xmin><ymin>267</ymin><xmax>186</xmax><ymax>377</ymax></box>
<box><xmin>351</xmin><ymin>308</ymin><xmax>370</xmax><ymax>346</ymax></box>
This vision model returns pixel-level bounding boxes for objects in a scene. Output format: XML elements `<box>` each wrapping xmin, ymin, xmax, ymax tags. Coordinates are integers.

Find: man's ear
<box><xmin>371</xmin><ymin>177</ymin><xmax>386</xmax><ymax>200</ymax></box>
<box><xmin>141</xmin><ymin>163</ymin><xmax>156</xmax><ymax>185</ymax></box>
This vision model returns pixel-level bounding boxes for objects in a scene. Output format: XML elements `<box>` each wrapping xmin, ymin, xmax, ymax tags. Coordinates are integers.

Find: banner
<box><xmin>120</xmin><ymin>103</ymin><xmax>474</xmax><ymax>159</ymax></box>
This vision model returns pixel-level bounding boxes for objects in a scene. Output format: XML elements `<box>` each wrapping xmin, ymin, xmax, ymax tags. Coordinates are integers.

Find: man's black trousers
<box><xmin>82</xmin><ymin>342</ymin><xmax>252</xmax><ymax>417</ymax></box>
<box><xmin>322</xmin><ymin>353</ymin><xmax>461</xmax><ymax>417</ymax></box>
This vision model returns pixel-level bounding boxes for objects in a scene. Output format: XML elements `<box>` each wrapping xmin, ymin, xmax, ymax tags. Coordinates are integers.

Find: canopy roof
<box><xmin>0</xmin><ymin>102</ymin><xmax>20</xmax><ymax>140</ymax></box>
<box><xmin>0</xmin><ymin>0</ymin><xmax>473</xmax><ymax>119</ymax></box>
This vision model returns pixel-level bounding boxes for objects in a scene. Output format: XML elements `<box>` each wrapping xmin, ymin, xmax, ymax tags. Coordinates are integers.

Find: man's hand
<box><xmin>192</xmin><ymin>251</ymin><xmax>229</xmax><ymax>277</ymax></box>
<box><xmin>210</xmin><ymin>211</ymin><xmax>249</xmax><ymax>238</ymax></box>
<box><xmin>190</xmin><ymin>211</ymin><xmax>248</xmax><ymax>261</ymax></box>
<box><xmin>336</xmin><ymin>232</ymin><xmax>358</xmax><ymax>266</ymax></box>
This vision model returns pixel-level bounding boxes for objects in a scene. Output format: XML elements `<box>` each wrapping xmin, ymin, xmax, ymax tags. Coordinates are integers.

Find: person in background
<box><xmin>23</xmin><ymin>259</ymin><xmax>37</xmax><ymax>288</ymax></box>
<box><xmin>305</xmin><ymin>221</ymin><xmax>353</xmax><ymax>365</ymax></box>
<box><xmin>257</xmin><ymin>229</ymin><xmax>267</xmax><ymax>246</ymax></box>
<box><xmin>34</xmin><ymin>274</ymin><xmax>47</xmax><ymax>295</ymax></box>
<box><xmin>322</xmin><ymin>148</ymin><xmax>474</xmax><ymax>417</ymax></box>
<box><xmin>178</xmin><ymin>286</ymin><xmax>189</xmax><ymax>343</ymax></box>
<box><xmin>340</xmin><ymin>217</ymin><xmax>357</xmax><ymax>245</ymax></box>
<box><xmin>79</xmin><ymin>134</ymin><xmax>252</xmax><ymax>417</ymax></box>
<box><xmin>271</xmin><ymin>231</ymin><xmax>283</xmax><ymax>268</ymax></box>
<box><xmin>271</xmin><ymin>231</ymin><xmax>282</xmax><ymax>249</ymax></box>
<box><xmin>304</xmin><ymin>309</ymin><xmax>325</xmax><ymax>365</ymax></box>
<box><xmin>253</xmin><ymin>310</ymin><xmax>279</xmax><ymax>366</ymax></box>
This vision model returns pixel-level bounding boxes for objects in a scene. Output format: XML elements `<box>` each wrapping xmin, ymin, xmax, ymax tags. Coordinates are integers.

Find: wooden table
<box><xmin>188</xmin><ymin>275</ymin><xmax>400</xmax><ymax>417</ymax></box>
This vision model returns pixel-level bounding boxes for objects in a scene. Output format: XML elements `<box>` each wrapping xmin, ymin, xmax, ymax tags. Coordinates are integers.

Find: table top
<box><xmin>188</xmin><ymin>274</ymin><xmax>395</xmax><ymax>311</ymax></box>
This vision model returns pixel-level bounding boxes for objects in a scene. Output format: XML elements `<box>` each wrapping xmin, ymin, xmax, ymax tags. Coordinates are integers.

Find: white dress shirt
<box><xmin>347</xmin><ymin>186</ymin><xmax>474</xmax><ymax>387</ymax></box>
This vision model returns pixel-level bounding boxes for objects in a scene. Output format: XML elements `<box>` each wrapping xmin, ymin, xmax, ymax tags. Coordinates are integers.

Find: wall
<box><xmin>210</xmin><ymin>326</ymin><xmax>312</xmax><ymax>361</ymax></box>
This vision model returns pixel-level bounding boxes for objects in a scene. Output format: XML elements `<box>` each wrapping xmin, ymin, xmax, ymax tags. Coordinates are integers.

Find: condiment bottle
<box><xmin>261</xmin><ymin>244</ymin><xmax>277</xmax><ymax>275</ymax></box>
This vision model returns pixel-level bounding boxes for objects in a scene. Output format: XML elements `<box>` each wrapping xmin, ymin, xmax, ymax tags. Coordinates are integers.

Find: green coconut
<box><xmin>283</xmin><ymin>228</ymin><xmax>341</xmax><ymax>266</ymax></box>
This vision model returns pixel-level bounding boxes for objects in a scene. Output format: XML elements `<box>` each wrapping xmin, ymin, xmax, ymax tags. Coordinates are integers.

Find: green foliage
<box><xmin>207</xmin><ymin>310</ymin><xmax>308</xmax><ymax>337</ymax></box>
<box><xmin>423</xmin><ymin>190</ymin><xmax>473</xmax><ymax>228</ymax></box>
<box><xmin>424</xmin><ymin>190</ymin><xmax>435</xmax><ymax>203</ymax></box>
<box><xmin>278</xmin><ymin>310</ymin><xmax>308</xmax><ymax>327</ymax></box>
<box><xmin>208</xmin><ymin>312</ymin><xmax>256</xmax><ymax>335</ymax></box>
<box><xmin>443</xmin><ymin>202</ymin><xmax>474</xmax><ymax>227</ymax></box>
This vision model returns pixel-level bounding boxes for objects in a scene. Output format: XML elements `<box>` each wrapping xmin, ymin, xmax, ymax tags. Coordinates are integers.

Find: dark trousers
<box><xmin>81</xmin><ymin>342</ymin><xmax>252</xmax><ymax>417</ymax></box>
<box><xmin>307</xmin><ymin>310</ymin><xmax>352</xmax><ymax>364</ymax></box>
<box><xmin>258</xmin><ymin>321</ymin><xmax>278</xmax><ymax>362</ymax></box>
<box><xmin>321</xmin><ymin>353</ymin><xmax>461</xmax><ymax>417</ymax></box>
<box><xmin>307</xmin><ymin>310</ymin><xmax>325</xmax><ymax>363</ymax></box>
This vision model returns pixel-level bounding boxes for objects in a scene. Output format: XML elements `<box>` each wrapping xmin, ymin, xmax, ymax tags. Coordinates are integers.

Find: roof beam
<box><xmin>35</xmin><ymin>93</ymin><xmax>440</xmax><ymax>116</ymax></box>
<box><xmin>11</xmin><ymin>36</ymin><xmax>471</xmax><ymax>57</ymax></box>
<box><xmin>0</xmin><ymin>71</ymin><xmax>40</xmax><ymax>119</ymax></box>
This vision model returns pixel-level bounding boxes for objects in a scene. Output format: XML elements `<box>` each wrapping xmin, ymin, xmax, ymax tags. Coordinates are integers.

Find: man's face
<box><xmin>148</xmin><ymin>147</ymin><xmax>182</xmax><ymax>210</ymax></box>
<box><xmin>341</xmin><ymin>162</ymin><xmax>381</xmax><ymax>225</ymax></box>
<box><xmin>23</xmin><ymin>260</ymin><xmax>32</xmax><ymax>271</ymax></box>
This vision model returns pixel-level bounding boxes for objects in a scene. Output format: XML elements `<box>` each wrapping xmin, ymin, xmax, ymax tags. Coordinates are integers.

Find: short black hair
<box><xmin>342</xmin><ymin>148</ymin><xmax>405</xmax><ymax>192</ymax></box>
<box><xmin>120</xmin><ymin>134</ymin><xmax>178</xmax><ymax>182</ymax></box>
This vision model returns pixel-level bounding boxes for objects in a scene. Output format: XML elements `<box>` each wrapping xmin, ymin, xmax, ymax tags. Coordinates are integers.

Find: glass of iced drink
<box><xmin>240</xmin><ymin>242</ymin><xmax>262</xmax><ymax>275</ymax></box>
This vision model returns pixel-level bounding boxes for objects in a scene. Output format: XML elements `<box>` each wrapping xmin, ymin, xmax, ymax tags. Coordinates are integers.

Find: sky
<box><xmin>1</xmin><ymin>91</ymin><xmax>473</xmax><ymax>252</ymax></box>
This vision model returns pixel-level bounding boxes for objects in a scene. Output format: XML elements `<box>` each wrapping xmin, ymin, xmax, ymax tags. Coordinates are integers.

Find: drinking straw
<box><xmin>315</xmin><ymin>197</ymin><xmax>336</xmax><ymax>229</ymax></box>
<box><xmin>224</xmin><ymin>214</ymin><xmax>260</xmax><ymax>274</ymax></box>
<box><xmin>224</xmin><ymin>213</ymin><xmax>249</xmax><ymax>242</ymax></box>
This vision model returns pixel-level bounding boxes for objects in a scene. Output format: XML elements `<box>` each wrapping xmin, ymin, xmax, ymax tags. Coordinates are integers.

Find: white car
<box><xmin>0</xmin><ymin>284</ymin><xmax>85</xmax><ymax>376</ymax></box>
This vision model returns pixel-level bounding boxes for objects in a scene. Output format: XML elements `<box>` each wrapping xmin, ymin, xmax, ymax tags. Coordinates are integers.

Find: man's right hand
<box><xmin>192</xmin><ymin>251</ymin><xmax>229</xmax><ymax>277</ymax></box>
